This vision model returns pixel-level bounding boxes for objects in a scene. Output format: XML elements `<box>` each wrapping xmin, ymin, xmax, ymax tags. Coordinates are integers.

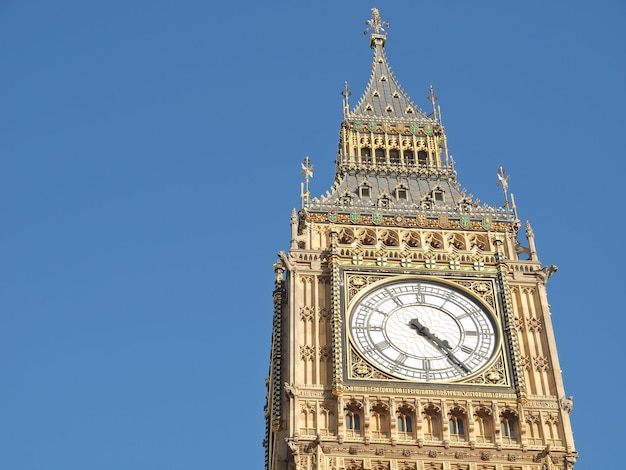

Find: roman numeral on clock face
<box><xmin>375</xmin><ymin>340</ymin><xmax>391</xmax><ymax>350</ymax></box>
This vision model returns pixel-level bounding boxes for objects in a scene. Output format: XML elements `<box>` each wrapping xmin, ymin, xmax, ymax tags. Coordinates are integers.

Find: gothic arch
<box><xmin>525</xmin><ymin>412</ymin><xmax>543</xmax><ymax>445</ymax></box>
<box><xmin>473</xmin><ymin>406</ymin><xmax>494</xmax><ymax>444</ymax></box>
<box><xmin>356</xmin><ymin>228</ymin><xmax>377</xmax><ymax>245</ymax></box>
<box><xmin>346</xmin><ymin>463</ymin><xmax>363</xmax><ymax>470</ymax></box>
<box><xmin>370</xmin><ymin>401</ymin><xmax>390</xmax><ymax>439</ymax></box>
<box><xmin>319</xmin><ymin>404</ymin><xmax>333</xmax><ymax>436</ymax></box>
<box><xmin>422</xmin><ymin>404</ymin><xmax>442</xmax><ymax>441</ymax></box>
<box><xmin>338</xmin><ymin>227</ymin><xmax>355</xmax><ymax>244</ymax></box>
<box><xmin>299</xmin><ymin>402</ymin><xmax>316</xmax><ymax>436</ymax></box>
<box><xmin>401</xmin><ymin>230</ymin><xmax>421</xmax><ymax>248</ymax></box>
<box><xmin>344</xmin><ymin>399</ymin><xmax>364</xmax><ymax>438</ymax></box>
<box><xmin>448</xmin><ymin>406</ymin><xmax>468</xmax><ymax>442</ymax></box>
<box><xmin>372</xmin><ymin>462</ymin><xmax>390</xmax><ymax>470</ymax></box>
<box><xmin>447</xmin><ymin>232</ymin><xmax>466</xmax><ymax>250</ymax></box>
<box><xmin>425</xmin><ymin>232</ymin><xmax>444</xmax><ymax>249</ymax></box>
<box><xmin>545</xmin><ymin>413</ymin><xmax>561</xmax><ymax>446</ymax></box>
<box><xmin>380</xmin><ymin>229</ymin><xmax>400</xmax><ymax>247</ymax></box>
<box><xmin>468</xmin><ymin>233</ymin><xmax>489</xmax><ymax>250</ymax></box>
<box><xmin>499</xmin><ymin>408</ymin><xmax>519</xmax><ymax>443</ymax></box>
<box><xmin>396</xmin><ymin>402</ymin><xmax>416</xmax><ymax>439</ymax></box>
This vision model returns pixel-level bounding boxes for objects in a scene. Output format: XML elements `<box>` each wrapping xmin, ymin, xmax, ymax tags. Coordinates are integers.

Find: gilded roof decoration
<box><xmin>349</xmin><ymin>31</ymin><xmax>431</xmax><ymax>123</ymax></box>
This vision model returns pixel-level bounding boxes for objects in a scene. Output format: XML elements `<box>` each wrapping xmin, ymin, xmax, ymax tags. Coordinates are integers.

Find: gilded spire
<box><xmin>365</xmin><ymin>8</ymin><xmax>389</xmax><ymax>35</ymax></box>
<box><xmin>349</xmin><ymin>8</ymin><xmax>429</xmax><ymax>122</ymax></box>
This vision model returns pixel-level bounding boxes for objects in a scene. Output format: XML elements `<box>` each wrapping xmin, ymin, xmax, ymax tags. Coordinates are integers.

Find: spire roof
<box><xmin>299</xmin><ymin>8</ymin><xmax>516</xmax><ymax>227</ymax></box>
<box><xmin>347</xmin><ymin>9</ymin><xmax>433</xmax><ymax>125</ymax></box>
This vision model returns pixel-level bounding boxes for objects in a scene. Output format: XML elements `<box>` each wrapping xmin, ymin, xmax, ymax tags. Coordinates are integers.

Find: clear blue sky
<box><xmin>1</xmin><ymin>1</ymin><xmax>624</xmax><ymax>468</ymax></box>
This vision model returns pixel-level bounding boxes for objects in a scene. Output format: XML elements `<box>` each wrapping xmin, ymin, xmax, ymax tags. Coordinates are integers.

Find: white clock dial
<box><xmin>349</xmin><ymin>279</ymin><xmax>498</xmax><ymax>382</ymax></box>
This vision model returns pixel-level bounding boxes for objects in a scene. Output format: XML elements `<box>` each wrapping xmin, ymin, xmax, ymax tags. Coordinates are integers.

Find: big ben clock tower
<box><xmin>264</xmin><ymin>8</ymin><xmax>577</xmax><ymax>470</ymax></box>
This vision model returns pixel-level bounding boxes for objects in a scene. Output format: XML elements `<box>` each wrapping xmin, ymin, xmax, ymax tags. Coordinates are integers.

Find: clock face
<box><xmin>349</xmin><ymin>279</ymin><xmax>498</xmax><ymax>382</ymax></box>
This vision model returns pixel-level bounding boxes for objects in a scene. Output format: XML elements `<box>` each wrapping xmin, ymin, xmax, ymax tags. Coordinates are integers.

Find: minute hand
<box><xmin>409</xmin><ymin>318</ymin><xmax>471</xmax><ymax>374</ymax></box>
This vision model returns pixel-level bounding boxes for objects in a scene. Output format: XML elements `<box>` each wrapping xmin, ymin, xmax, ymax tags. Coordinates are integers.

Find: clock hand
<box><xmin>409</xmin><ymin>319</ymin><xmax>451</xmax><ymax>349</ymax></box>
<box><xmin>408</xmin><ymin>318</ymin><xmax>441</xmax><ymax>343</ymax></box>
<box><xmin>443</xmin><ymin>350</ymin><xmax>472</xmax><ymax>374</ymax></box>
<box><xmin>409</xmin><ymin>318</ymin><xmax>471</xmax><ymax>374</ymax></box>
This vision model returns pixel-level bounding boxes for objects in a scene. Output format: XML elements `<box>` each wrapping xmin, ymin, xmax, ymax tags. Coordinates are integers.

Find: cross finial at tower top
<box><xmin>365</xmin><ymin>8</ymin><xmax>389</xmax><ymax>35</ymax></box>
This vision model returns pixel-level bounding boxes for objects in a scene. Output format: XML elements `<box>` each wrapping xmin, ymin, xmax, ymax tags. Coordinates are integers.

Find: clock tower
<box><xmin>265</xmin><ymin>9</ymin><xmax>577</xmax><ymax>470</ymax></box>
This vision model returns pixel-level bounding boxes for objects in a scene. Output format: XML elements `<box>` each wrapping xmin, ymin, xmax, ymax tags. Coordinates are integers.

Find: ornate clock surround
<box><xmin>339</xmin><ymin>269</ymin><xmax>513</xmax><ymax>389</ymax></box>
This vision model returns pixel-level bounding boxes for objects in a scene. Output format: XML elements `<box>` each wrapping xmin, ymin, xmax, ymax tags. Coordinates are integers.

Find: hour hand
<box><xmin>410</xmin><ymin>318</ymin><xmax>470</xmax><ymax>373</ymax></box>
<box><xmin>409</xmin><ymin>318</ymin><xmax>430</xmax><ymax>336</ymax></box>
<box><xmin>410</xmin><ymin>318</ymin><xmax>450</xmax><ymax>350</ymax></box>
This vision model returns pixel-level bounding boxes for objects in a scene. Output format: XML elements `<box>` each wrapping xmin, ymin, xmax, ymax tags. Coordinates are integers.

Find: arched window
<box><xmin>501</xmin><ymin>420</ymin><xmax>513</xmax><ymax>437</ymax></box>
<box><xmin>526</xmin><ymin>415</ymin><xmax>542</xmax><ymax>445</ymax></box>
<box><xmin>389</xmin><ymin>149</ymin><xmax>400</xmax><ymax>164</ymax></box>
<box><xmin>361</xmin><ymin>147</ymin><xmax>372</xmax><ymax>165</ymax></box>
<box><xmin>449</xmin><ymin>417</ymin><xmax>464</xmax><ymax>435</ymax></box>
<box><xmin>396</xmin><ymin>404</ymin><xmax>415</xmax><ymax>441</ymax></box>
<box><xmin>370</xmin><ymin>403</ymin><xmax>390</xmax><ymax>439</ymax></box>
<box><xmin>545</xmin><ymin>415</ymin><xmax>561</xmax><ymax>447</ymax></box>
<box><xmin>430</xmin><ymin>187</ymin><xmax>445</xmax><ymax>203</ymax></box>
<box><xmin>380</xmin><ymin>230</ymin><xmax>399</xmax><ymax>247</ymax></box>
<box><xmin>418</xmin><ymin>150</ymin><xmax>428</xmax><ymax>166</ymax></box>
<box><xmin>319</xmin><ymin>407</ymin><xmax>332</xmax><ymax>436</ymax></box>
<box><xmin>375</xmin><ymin>148</ymin><xmax>385</xmax><ymax>165</ymax></box>
<box><xmin>398</xmin><ymin>415</ymin><xmax>413</xmax><ymax>433</ymax></box>
<box><xmin>344</xmin><ymin>401</ymin><xmax>363</xmax><ymax>438</ymax></box>
<box><xmin>361</xmin><ymin>228</ymin><xmax>377</xmax><ymax>245</ymax></box>
<box><xmin>299</xmin><ymin>405</ymin><xmax>316</xmax><ymax>436</ymax></box>
<box><xmin>359</xmin><ymin>182</ymin><xmax>371</xmax><ymax>198</ymax></box>
<box><xmin>423</xmin><ymin>404</ymin><xmax>442</xmax><ymax>441</ymax></box>
<box><xmin>346</xmin><ymin>412</ymin><xmax>360</xmax><ymax>430</ymax></box>
<box><xmin>500</xmin><ymin>410</ymin><xmax>519</xmax><ymax>443</ymax></box>
<box><xmin>474</xmin><ymin>408</ymin><xmax>494</xmax><ymax>444</ymax></box>
<box><xmin>448</xmin><ymin>407</ymin><xmax>467</xmax><ymax>442</ymax></box>
<box><xmin>337</xmin><ymin>228</ymin><xmax>355</xmax><ymax>244</ymax></box>
<box><xmin>403</xmin><ymin>150</ymin><xmax>415</xmax><ymax>166</ymax></box>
